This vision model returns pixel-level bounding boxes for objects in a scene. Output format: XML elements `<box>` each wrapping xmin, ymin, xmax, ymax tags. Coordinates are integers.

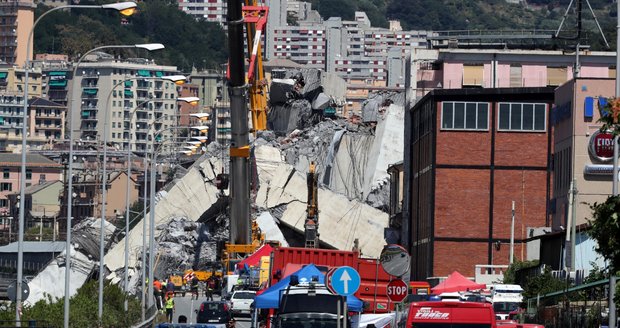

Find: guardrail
<box><xmin>0</xmin><ymin>320</ymin><xmax>52</xmax><ymax>327</ymax></box>
<box><xmin>131</xmin><ymin>305</ymin><xmax>159</xmax><ymax>328</ymax></box>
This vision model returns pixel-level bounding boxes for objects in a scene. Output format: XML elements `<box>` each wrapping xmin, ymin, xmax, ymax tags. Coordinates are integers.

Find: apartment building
<box><xmin>36</xmin><ymin>56</ymin><xmax>72</xmax><ymax>107</ymax></box>
<box><xmin>5</xmin><ymin>180</ymin><xmax>62</xmax><ymax>233</ymax></box>
<box><xmin>177</xmin><ymin>0</ymin><xmax>226</xmax><ymax>24</ymax></box>
<box><xmin>189</xmin><ymin>69</ymin><xmax>228</xmax><ymax>144</ymax></box>
<box><xmin>406</xmin><ymin>48</ymin><xmax>616</xmax><ymax>100</ymax></box>
<box><xmin>69</xmin><ymin>55</ymin><xmax>180</xmax><ymax>154</ymax></box>
<box><xmin>29</xmin><ymin>97</ymin><xmax>65</xmax><ymax>141</ymax></box>
<box><xmin>0</xmin><ymin>0</ymin><xmax>35</xmax><ymax>67</ymax></box>
<box><xmin>0</xmin><ymin>65</ymin><xmax>50</xmax><ymax>150</ymax></box>
<box><xmin>0</xmin><ymin>153</ymin><xmax>61</xmax><ymax>219</ymax></box>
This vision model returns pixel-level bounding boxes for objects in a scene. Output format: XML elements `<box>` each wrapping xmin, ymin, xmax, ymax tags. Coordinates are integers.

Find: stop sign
<box><xmin>386</xmin><ymin>279</ymin><xmax>408</xmax><ymax>303</ymax></box>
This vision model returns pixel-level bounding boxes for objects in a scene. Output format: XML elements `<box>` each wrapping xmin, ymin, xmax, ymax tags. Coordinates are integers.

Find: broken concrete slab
<box><xmin>254</xmin><ymin>145</ymin><xmax>388</xmax><ymax>258</ymax></box>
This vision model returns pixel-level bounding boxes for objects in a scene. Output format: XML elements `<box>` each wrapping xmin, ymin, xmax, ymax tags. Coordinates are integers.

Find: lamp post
<box><xmin>97</xmin><ymin>69</ymin><xmax>189</xmax><ymax>321</ymax></box>
<box><xmin>17</xmin><ymin>2</ymin><xmax>137</xmax><ymax>327</ymax></box>
<box><xmin>123</xmin><ymin>97</ymin><xmax>156</xmax><ymax>314</ymax></box>
<box><xmin>121</xmin><ymin>94</ymin><xmax>198</xmax><ymax>316</ymax></box>
<box><xmin>145</xmin><ymin>103</ymin><xmax>202</xmax><ymax>309</ymax></box>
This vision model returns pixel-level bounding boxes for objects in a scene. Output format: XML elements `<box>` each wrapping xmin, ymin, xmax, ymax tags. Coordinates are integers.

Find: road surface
<box><xmin>170</xmin><ymin>293</ymin><xmax>252</xmax><ymax>328</ymax></box>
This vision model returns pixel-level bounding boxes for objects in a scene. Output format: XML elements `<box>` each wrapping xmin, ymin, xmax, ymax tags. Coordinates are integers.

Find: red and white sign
<box><xmin>386</xmin><ymin>279</ymin><xmax>408</xmax><ymax>303</ymax></box>
<box><xmin>413</xmin><ymin>307</ymin><xmax>450</xmax><ymax>320</ymax></box>
<box><xmin>183</xmin><ymin>272</ymin><xmax>195</xmax><ymax>281</ymax></box>
<box><xmin>589</xmin><ymin>130</ymin><xmax>615</xmax><ymax>162</ymax></box>
<box><xmin>325</xmin><ymin>268</ymin><xmax>337</xmax><ymax>294</ymax></box>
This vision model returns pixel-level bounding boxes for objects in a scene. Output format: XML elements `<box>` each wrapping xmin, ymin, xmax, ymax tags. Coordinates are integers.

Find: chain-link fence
<box><xmin>526</xmin><ymin>278</ymin><xmax>615</xmax><ymax>328</ymax></box>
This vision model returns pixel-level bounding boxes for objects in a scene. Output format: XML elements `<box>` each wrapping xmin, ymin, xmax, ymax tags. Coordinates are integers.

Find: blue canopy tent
<box><xmin>254</xmin><ymin>264</ymin><xmax>363</xmax><ymax>312</ymax></box>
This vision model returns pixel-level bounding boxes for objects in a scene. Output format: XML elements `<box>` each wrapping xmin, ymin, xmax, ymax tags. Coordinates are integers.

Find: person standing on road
<box><xmin>153</xmin><ymin>277</ymin><xmax>163</xmax><ymax>311</ymax></box>
<box><xmin>191</xmin><ymin>275</ymin><xmax>199</xmax><ymax>300</ymax></box>
<box><xmin>165</xmin><ymin>294</ymin><xmax>175</xmax><ymax>323</ymax></box>
<box><xmin>206</xmin><ymin>278</ymin><xmax>214</xmax><ymax>301</ymax></box>
<box><xmin>166</xmin><ymin>278</ymin><xmax>175</xmax><ymax>298</ymax></box>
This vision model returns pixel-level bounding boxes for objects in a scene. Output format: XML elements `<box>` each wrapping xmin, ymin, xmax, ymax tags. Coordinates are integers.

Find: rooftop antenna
<box><xmin>554</xmin><ymin>0</ymin><xmax>610</xmax><ymax>78</ymax></box>
<box><xmin>554</xmin><ymin>0</ymin><xmax>609</xmax><ymax>47</ymax></box>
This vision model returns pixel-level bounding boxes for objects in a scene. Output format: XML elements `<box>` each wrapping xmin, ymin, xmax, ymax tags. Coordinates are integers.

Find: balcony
<box><xmin>82</xmin><ymin>72</ymin><xmax>99</xmax><ymax>79</ymax></box>
<box><xmin>35</xmin><ymin>124</ymin><xmax>62</xmax><ymax>130</ymax></box>
<box><xmin>136</xmin><ymin>116</ymin><xmax>149</xmax><ymax>123</ymax></box>
<box><xmin>0</xmin><ymin>111</ymin><xmax>23</xmax><ymax>118</ymax></box>
<box><xmin>135</xmin><ymin>124</ymin><xmax>149</xmax><ymax>132</ymax></box>
<box><xmin>136</xmin><ymin>82</ymin><xmax>150</xmax><ymax>91</ymax></box>
<box><xmin>81</xmin><ymin>124</ymin><xmax>98</xmax><ymax>132</ymax></box>
<box><xmin>81</xmin><ymin>113</ymin><xmax>97</xmax><ymax>121</ymax></box>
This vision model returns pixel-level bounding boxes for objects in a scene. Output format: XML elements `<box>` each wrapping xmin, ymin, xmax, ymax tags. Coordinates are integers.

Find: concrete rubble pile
<box><xmin>30</xmin><ymin>69</ymin><xmax>407</xmax><ymax>298</ymax></box>
<box><xmin>148</xmin><ymin>216</ymin><xmax>228</xmax><ymax>283</ymax></box>
<box><xmin>257</xmin><ymin>89</ymin><xmax>405</xmax><ymax>210</ymax></box>
<box><xmin>267</xmin><ymin>68</ymin><xmax>347</xmax><ymax>135</ymax></box>
<box><xmin>25</xmin><ymin>218</ymin><xmax>116</xmax><ymax>305</ymax></box>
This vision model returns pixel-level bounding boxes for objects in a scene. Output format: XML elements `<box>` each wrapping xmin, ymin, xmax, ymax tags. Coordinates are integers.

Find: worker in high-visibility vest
<box><xmin>165</xmin><ymin>294</ymin><xmax>175</xmax><ymax>323</ymax></box>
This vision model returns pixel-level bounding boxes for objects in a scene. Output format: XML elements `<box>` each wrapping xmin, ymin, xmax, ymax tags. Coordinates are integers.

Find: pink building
<box><xmin>408</xmin><ymin>48</ymin><xmax>615</xmax><ymax>99</ymax></box>
<box><xmin>0</xmin><ymin>153</ymin><xmax>62</xmax><ymax>219</ymax></box>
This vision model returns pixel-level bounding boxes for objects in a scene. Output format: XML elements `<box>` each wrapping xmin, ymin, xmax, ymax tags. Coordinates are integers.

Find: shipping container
<box><xmin>269</xmin><ymin>247</ymin><xmax>394</xmax><ymax>313</ymax></box>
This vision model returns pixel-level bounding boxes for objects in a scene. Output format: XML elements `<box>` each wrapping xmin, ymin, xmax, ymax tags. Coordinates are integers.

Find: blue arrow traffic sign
<box><xmin>328</xmin><ymin>266</ymin><xmax>361</xmax><ymax>296</ymax></box>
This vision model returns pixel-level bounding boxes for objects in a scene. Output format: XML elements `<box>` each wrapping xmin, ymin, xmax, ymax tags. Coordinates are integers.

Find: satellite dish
<box><xmin>380</xmin><ymin>244</ymin><xmax>411</xmax><ymax>277</ymax></box>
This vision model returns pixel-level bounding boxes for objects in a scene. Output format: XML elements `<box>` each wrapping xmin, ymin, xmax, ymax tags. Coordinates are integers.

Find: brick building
<box><xmin>403</xmin><ymin>87</ymin><xmax>555</xmax><ymax>280</ymax></box>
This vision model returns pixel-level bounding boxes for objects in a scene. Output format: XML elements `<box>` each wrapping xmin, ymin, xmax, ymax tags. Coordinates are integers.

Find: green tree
<box><xmin>33</xmin><ymin>0</ymin><xmax>228</xmax><ymax>72</ymax></box>
<box><xmin>24</xmin><ymin>226</ymin><xmax>54</xmax><ymax>241</ymax></box>
<box><xmin>522</xmin><ymin>266</ymin><xmax>566</xmax><ymax>300</ymax></box>
<box><xmin>588</xmin><ymin>196</ymin><xmax>620</xmax><ymax>272</ymax></box>
<box><xmin>0</xmin><ymin>280</ymin><xmax>142</xmax><ymax>327</ymax></box>
<box><xmin>503</xmin><ymin>260</ymin><xmax>539</xmax><ymax>284</ymax></box>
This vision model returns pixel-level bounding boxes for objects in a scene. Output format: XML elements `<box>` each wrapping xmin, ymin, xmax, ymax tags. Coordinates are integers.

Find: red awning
<box><xmin>431</xmin><ymin>271</ymin><xmax>486</xmax><ymax>294</ymax></box>
<box><xmin>236</xmin><ymin>244</ymin><xmax>274</xmax><ymax>270</ymax></box>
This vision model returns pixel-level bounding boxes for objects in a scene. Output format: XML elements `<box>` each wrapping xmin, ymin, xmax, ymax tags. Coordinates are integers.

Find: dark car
<box><xmin>196</xmin><ymin>301</ymin><xmax>231</xmax><ymax>324</ymax></box>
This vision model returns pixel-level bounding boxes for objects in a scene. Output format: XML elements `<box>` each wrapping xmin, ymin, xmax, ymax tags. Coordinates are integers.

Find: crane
<box><xmin>220</xmin><ymin>0</ymin><xmax>269</xmax><ymax>274</ymax></box>
<box><xmin>243</xmin><ymin>1</ymin><xmax>269</xmax><ymax>133</ymax></box>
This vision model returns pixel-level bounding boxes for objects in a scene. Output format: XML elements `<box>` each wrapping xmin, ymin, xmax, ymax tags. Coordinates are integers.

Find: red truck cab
<box><xmin>405</xmin><ymin>301</ymin><xmax>496</xmax><ymax>327</ymax></box>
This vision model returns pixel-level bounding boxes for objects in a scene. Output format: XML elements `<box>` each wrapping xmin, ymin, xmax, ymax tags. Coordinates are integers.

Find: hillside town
<box><xmin>0</xmin><ymin>0</ymin><xmax>618</xmax><ymax>327</ymax></box>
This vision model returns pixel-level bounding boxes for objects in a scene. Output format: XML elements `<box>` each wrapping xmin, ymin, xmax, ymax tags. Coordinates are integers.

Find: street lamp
<box><xmin>65</xmin><ymin>43</ymin><xmax>167</xmax><ymax>325</ymax></box>
<box><xmin>122</xmin><ymin>96</ymin><xmax>155</xmax><ymax>315</ymax></box>
<box><xmin>17</xmin><ymin>2</ymin><xmax>137</xmax><ymax>327</ymax></box>
<box><xmin>98</xmin><ymin>72</ymin><xmax>188</xmax><ymax>320</ymax></box>
<box><xmin>121</xmin><ymin>95</ymin><xmax>199</xmax><ymax>319</ymax></box>
<box><xmin>145</xmin><ymin>105</ymin><xmax>200</xmax><ymax>309</ymax></box>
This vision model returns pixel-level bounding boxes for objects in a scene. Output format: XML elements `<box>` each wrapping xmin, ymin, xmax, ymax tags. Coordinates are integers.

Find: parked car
<box><xmin>196</xmin><ymin>301</ymin><xmax>231</xmax><ymax>325</ymax></box>
<box><xmin>230</xmin><ymin>290</ymin><xmax>256</xmax><ymax>316</ymax></box>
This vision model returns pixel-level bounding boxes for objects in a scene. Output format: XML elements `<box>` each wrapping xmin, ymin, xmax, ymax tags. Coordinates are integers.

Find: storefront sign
<box><xmin>588</xmin><ymin>130</ymin><xmax>615</xmax><ymax>162</ymax></box>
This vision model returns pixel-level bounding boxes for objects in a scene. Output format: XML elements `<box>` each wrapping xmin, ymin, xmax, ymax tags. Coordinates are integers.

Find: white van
<box><xmin>490</xmin><ymin>284</ymin><xmax>524</xmax><ymax>320</ymax></box>
<box><xmin>221</xmin><ymin>274</ymin><xmax>239</xmax><ymax>300</ymax></box>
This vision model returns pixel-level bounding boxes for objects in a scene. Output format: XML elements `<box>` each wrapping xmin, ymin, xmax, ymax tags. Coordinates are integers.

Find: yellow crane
<box><xmin>243</xmin><ymin>1</ymin><xmax>269</xmax><ymax>132</ymax></box>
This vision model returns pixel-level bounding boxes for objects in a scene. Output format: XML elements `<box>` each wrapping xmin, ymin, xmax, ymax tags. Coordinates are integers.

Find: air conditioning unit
<box><xmin>551</xmin><ymin>269</ymin><xmax>585</xmax><ymax>285</ymax></box>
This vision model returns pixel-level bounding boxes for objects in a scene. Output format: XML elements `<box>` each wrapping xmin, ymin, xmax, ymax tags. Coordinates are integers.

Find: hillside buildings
<box><xmin>0</xmin><ymin>0</ymin><xmax>35</xmax><ymax>67</ymax></box>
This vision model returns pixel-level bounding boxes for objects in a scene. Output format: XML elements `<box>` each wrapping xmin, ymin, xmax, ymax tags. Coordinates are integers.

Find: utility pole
<box><xmin>510</xmin><ymin>201</ymin><xmax>515</xmax><ymax>265</ymax></box>
<box><xmin>611</xmin><ymin>1</ymin><xmax>620</xmax><ymax>326</ymax></box>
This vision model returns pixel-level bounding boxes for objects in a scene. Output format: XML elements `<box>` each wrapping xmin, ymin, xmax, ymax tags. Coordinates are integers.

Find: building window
<box><xmin>3</xmin><ymin>168</ymin><xmax>8</xmax><ymax>179</ymax></box>
<box><xmin>441</xmin><ymin>102</ymin><xmax>489</xmax><ymax>131</ymax></box>
<box><xmin>26</xmin><ymin>169</ymin><xmax>32</xmax><ymax>180</ymax></box>
<box><xmin>463</xmin><ymin>64</ymin><xmax>484</xmax><ymax>87</ymax></box>
<box><xmin>0</xmin><ymin>199</ymin><xmax>7</xmax><ymax>207</ymax></box>
<box><xmin>0</xmin><ymin>183</ymin><xmax>12</xmax><ymax>191</ymax></box>
<box><xmin>547</xmin><ymin>67</ymin><xmax>567</xmax><ymax>87</ymax></box>
<box><xmin>498</xmin><ymin>103</ymin><xmax>547</xmax><ymax>132</ymax></box>
<box><xmin>510</xmin><ymin>64</ymin><xmax>522</xmax><ymax>87</ymax></box>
